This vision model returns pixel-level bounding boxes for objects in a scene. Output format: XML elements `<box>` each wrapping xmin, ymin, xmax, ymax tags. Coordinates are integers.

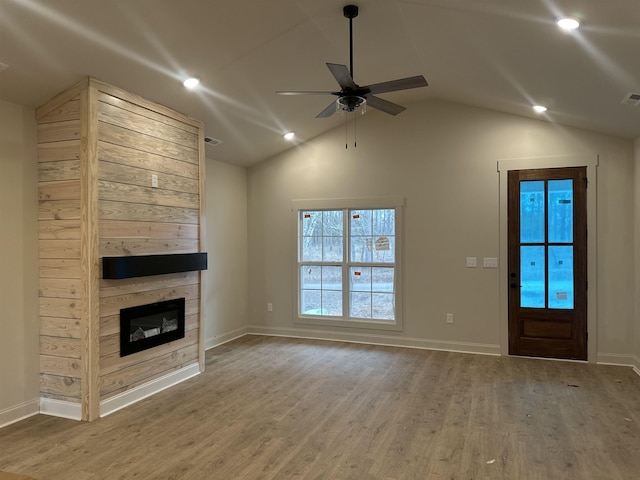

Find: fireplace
<box><xmin>120</xmin><ymin>298</ymin><xmax>186</xmax><ymax>357</ymax></box>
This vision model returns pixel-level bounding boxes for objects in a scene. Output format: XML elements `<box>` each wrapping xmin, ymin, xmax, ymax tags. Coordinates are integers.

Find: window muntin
<box><xmin>298</xmin><ymin>206</ymin><xmax>400</xmax><ymax>327</ymax></box>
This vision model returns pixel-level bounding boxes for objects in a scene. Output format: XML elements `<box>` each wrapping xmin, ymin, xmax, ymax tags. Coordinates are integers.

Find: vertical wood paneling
<box><xmin>37</xmin><ymin>77</ymin><xmax>205</xmax><ymax>420</ymax></box>
<box><xmin>80</xmin><ymin>83</ymin><xmax>101</xmax><ymax>421</ymax></box>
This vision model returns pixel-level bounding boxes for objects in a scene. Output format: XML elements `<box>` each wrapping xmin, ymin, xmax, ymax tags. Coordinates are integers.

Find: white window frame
<box><xmin>292</xmin><ymin>197</ymin><xmax>404</xmax><ymax>331</ymax></box>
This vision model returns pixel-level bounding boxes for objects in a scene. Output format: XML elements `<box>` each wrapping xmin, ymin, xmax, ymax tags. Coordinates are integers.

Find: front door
<box><xmin>508</xmin><ymin>167</ymin><xmax>587</xmax><ymax>360</ymax></box>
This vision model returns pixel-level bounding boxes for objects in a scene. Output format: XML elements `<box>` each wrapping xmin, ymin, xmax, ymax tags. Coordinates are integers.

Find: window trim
<box><xmin>292</xmin><ymin>197</ymin><xmax>404</xmax><ymax>331</ymax></box>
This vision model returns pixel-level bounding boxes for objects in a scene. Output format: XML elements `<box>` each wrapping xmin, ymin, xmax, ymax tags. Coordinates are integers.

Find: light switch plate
<box><xmin>483</xmin><ymin>257</ymin><xmax>498</xmax><ymax>268</ymax></box>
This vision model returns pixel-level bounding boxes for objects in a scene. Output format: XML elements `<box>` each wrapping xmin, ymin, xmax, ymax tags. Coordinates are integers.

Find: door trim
<box><xmin>498</xmin><ymin>154</ymin><xmax>598</xmax><ymax>362</ymax></box>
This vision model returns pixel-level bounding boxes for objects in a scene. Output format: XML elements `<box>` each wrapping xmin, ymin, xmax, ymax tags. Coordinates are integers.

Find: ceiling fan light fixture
<box><xmin>337</xmin><ymin>95</ymin><xmax>367</xmax><ymax>114</ymax></box>
<box><xmin>556</xmin><ymin>17</ymin><xmax>580</xmax><ymax>31</ymax></box>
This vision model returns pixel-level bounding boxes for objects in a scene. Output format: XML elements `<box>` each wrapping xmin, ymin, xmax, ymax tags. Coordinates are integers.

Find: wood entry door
<box><xmin>508</xmin><ymin>167</ymin><xmax>587</xmax><ymax>360</ymax></box>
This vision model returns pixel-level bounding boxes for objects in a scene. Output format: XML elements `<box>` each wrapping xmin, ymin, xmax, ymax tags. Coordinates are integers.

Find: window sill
<box><xmin>295</xmin><ymin>315</ymin><xmax>403</xmax><ymax>332</ymax></box>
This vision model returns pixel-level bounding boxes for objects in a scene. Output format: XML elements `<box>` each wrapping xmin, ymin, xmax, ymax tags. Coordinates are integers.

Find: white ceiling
<box><xmin>0</xmin><ymin>0</ymin><xmax>639</xmax><ymax>167</ymax></box>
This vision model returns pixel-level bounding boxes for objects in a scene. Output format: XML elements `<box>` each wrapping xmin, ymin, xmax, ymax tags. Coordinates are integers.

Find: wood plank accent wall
<box><xmin>37</xmin><ymin>78</ymin><xmax>206</xmax><ymax>421</ymax></box>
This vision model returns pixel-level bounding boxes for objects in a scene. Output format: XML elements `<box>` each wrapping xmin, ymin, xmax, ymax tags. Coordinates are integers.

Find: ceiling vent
<box><xmin>621</xmin><ymin>92</ymin><xmax>640</xmax><ymax>107</ymax></box>
<box><xmin>204</xmin><ymin>136</ymin><xmax>222</xmax><ymax>147</ymax></box>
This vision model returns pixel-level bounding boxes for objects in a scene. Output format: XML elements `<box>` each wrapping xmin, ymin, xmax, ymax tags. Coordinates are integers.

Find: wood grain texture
<box><xmin>38</xmin><ymin>200</ymin><xmax>81</xmax><ymax>220</ymax></box>
<box><xmin>99</xmin><ymin>220</ymin><xmax>199</xmax><ymax>239</ymax></box>
<box><xmin>35</xmin><ymin>78</ymin><xmax>86</xmax><ymax>120</ymax></box>
<box><xmin>98</xmin><ymin>199</ymin><xmax>198</xmax><ymax>224</ymax></box>
<box><xmin>98</xmin><ymin>100</ymin><xmax>198</xmax><ymax>149</ymax></box>
<box><xmin>39</xmin><ymin>220</ymin><xmax>81</xmax><ymax>240</ymax></box>
<box><xmin>91</xmin><ymin>79</ymin><xmax>203</xmax><ymax>129</ymax></box>
<box><xmin>39</xmin><ymin>181</ymin><xmax>81</xmax><ymax>201</ymax></box>
<box><xmin>99</xmin><ymin>237</ymin><xmax>199</xmax><ymax>257</ymax></box>
<box><xmin>99</xmin><ymin>344</ymin><xmax>199</xmax><ymax>398</ymax></box>
<box><xmin>98</xmin><ymin>180</ymin><xmax>199</xmax><ymax>209</ymax></box>
<box><xmin>99</xmin><ymin>160</ymin><xmax>199</xmax><ymax>194</ymax></box>
<box><xmin>39</xmin><ymin>336</ymin><xmax>81</xmax><ymax>359</ymax></box>
<box><xmin>38</xmin><ymin>99</ymin><xmax>81</xmax><ymax>124</ymax></box>
<box><xmin>39</xmin><ymin>259</ymin><xmax>81</xmax><ymax>279</ymax></box>
<box><xmin>98</xmin><ymin>91</ymin><xmax>199</xmax><ymax>134</ymax></box>
<box><xmin>40</xmin><ymin>316</ymin><xmax>81</xmax><ymax>339</ymax></box>
<box><xmin>38</xmin><ymin>140</ymin><xmax>81</xmax><ymax>163</ymax></box>
<box><xmin>37</xmin><ymin>120</ymin><xmax>81</xmax><ymax>143</ymax></box>
<box><xmin>38</xmin><ymin>160</ymin><xmax>81</xmax><ymax>182</ymax></box>
<box><xmin>99</xmin><ymin>122</ymin><xmax>198</xmax><ymax>164</ymax></box>
<box><xmin>98</xmin><ymin>284</ymin><xmax>199</xmax><ymax>317</ymax></box>
<box><xmin>39</xmin><ymin>374</ymin><xmax>81</xmax><ymax>398</ymax></box>
<box><xmin>2</xmin><ymin>336</ymin><xmax>639</xmax><ymax>479</ymax></box>
<box><xmin>80</xmin><ymin>83</ymin><xmax>101</xmax><ymax>421</ymax></box>
<box><xmin>39</xmin><ymin>278</ymin><xmax>82</xmax><ymax>299</ymax></box>
<box><xmin>98</xmin><ymin>141</ymin><xmax>199</xmax><ymax>178</ymax></box>
<box><xmin>39</xmin><ymin>240</ymin><xmax>81</xmax><ymax>259</ymax></box>
<box><xmin>99</xmin><ymin>271</ymin><xmax>199</xmax><ymax>298</ymax></box>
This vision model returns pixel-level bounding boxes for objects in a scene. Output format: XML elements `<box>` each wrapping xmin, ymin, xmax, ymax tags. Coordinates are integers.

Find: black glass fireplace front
<box><xmin>120</xmin><ymin>298</ymin><xmax>185</xmax><ymax>357</ymax></box>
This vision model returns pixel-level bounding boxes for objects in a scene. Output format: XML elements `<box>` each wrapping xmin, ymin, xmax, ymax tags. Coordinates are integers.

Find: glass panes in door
<box><xmin>519</xmin><ymin>179</ymin><xmax>574</xmax><ymax>310</ymax></box>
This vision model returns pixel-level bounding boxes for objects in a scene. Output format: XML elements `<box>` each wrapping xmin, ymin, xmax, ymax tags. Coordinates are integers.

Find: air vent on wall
<box><xmin>621</xmin><ymin>92</ymin><xmax>640</xmax><ymax>107</ymax></box>
<box><xmin>204</xmin><ymin>136</ymin><xmax>222</xmax><ymax>146</ymax></box>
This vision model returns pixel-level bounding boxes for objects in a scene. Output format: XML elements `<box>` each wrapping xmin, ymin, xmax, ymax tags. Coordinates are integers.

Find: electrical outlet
<box><xmin>151</xmin><ymin>174</ymin><xmax>158</xmax><ymax>188</ymax></box>
<box><xmin>466</xmin><ymin>257</ymin><xmax>477</xmax><ymax>268</ymax></box>
<box><xmin>446</xmin><ymin>313</ymin><xmax>454</xmax><ymax>324</ymax></box>
<box><xmin>267</xmin><ymin>303</ymin><xmax>273</xmax><ymax>312</ymax></box>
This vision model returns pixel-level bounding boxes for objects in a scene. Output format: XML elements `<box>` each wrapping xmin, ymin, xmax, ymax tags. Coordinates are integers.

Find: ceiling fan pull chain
<box><xmin>354</xmin><ymin>111</ymin><xmax>357</xmax><ymax>148</ymax></box>
<box><xmin>345</xmin><ymin>114</ymin><xmax>348</xmax><ymax>149</ymax></box>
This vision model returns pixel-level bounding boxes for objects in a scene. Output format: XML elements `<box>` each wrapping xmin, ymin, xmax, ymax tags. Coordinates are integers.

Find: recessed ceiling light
<box><xmin>284</xmin><ymin>132</ymin><xmax>295</xmax><ymax>141</ymax></box>
<box><xmin>557</xmin><ymin>17</ymin><xmax>580</xmax><ymax>31</ymax></box>
<box><xmin>183</xmin><ymin>77</ymin><xmax>200</xmax><ymax>89</ymax></box>
<box><xmin>533</xmin><ymin>105</ymin><xmax>548</xmax><ymax>113</ymax></box>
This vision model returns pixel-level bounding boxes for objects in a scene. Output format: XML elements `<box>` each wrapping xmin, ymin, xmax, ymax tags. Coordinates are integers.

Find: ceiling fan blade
<box><xmin>316</xmin><ymin>100</ymin><xmax>337</xmax><ymax>118</ymax></box>
<box><xmin>276</xmin><ymin>90</ymin><xmax>336</xmax><ymax>95</ymax></box>
<box><xmin>366</xmin><ymin>75</ymin><xmax>428</xmax><ymax>95</ymax></box>
<box><xmin>326</xmin><ymin>63</ymin><xmax>356</xmax><ymax>90</ymax></box>
<box><xmin>365</xmin><ymin>95</ymin><xmax>406</xmax><ymax>116</ymax></box>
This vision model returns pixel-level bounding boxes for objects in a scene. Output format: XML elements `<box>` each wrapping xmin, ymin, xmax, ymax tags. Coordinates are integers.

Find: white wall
<box><xmin>247</xmin><ymin>99</ymin><xmax>636</xmax><ymax>360</ymax></box>
<box><xmin>0</xmin><ymin>99</ymin><xmax>39</xmax><ymax>426</ymax></box>
<box><xmin>203</xmin><ymin>157</ymin><xmax>249</xmax><ymax>348</ymax></box>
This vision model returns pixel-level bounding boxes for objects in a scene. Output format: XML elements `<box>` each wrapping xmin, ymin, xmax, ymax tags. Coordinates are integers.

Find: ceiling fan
<box><xmin>276</xmin><ymin>4</ymin><xmax>428</xmax><ymax>118</ymax></box>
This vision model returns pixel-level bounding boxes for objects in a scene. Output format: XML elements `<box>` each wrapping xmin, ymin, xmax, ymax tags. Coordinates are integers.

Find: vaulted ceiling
<box><xmin>1</xmin><ymin>0</ymin><xmax>638</xmax><ymax>166</ymax></box>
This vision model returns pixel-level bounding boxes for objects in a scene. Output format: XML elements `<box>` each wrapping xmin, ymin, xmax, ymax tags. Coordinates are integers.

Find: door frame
<box><xmin>498</xmin><ymin>154</ymin><xmax>598</xmax><ymax>362</ymax></box>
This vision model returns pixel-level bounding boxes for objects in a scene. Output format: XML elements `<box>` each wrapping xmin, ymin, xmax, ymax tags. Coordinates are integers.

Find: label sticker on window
<box><xmin>354</xmin><ymin>271</ymin><xmax>361</xmax><ymax>276</ymax></box>
<box><xmin>304</xmin><ymin>214</ymin><xmax>311</xmax><ymax>218</ymax></box>
<box><xmin>556</xmin><ymin>292</ymin><xmax>568</xmax><ymax>300</ymax></box>
<box><xmin>375</xmin><ymin>236</ymin><xmax>390</xmax><ymax>251</ymax></box>
<box><xmin>353</xmin><ymin>214</ymin><xmax>360</xmax><ymax>219</ymax></box>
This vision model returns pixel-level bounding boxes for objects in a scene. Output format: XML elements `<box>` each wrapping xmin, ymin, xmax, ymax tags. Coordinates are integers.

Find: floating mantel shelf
<box><xmin>102</xmin><ymin>253</ymin><xmax>208</xmax><ymax>279</ymax></box>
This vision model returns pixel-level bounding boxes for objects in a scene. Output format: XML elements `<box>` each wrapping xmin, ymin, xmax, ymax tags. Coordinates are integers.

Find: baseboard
<box><xmin>205</xmin><ymin>327</ymin><xmax>248</xmax><ymax>351</ymax></box>
<box><xmin>99</xmin><ymin>363</ymin><xmax>200</xmax><ymax>418</ymax></box>
<box><xmin>633</xmin><ymin>355</ymin><xmax>640</xmax><ymax>377</ymax></box>
<box><xmin>40</xmin><ymin>398</ymin><xmax>82</xmax><ymax>421</ymax></box>
<box><xmin>0</xmin><ymin>399</ymin><xmax>40</xmax><ymax>429</ymax></box>
<box><xmin>246</xmin><ymin>325</ymin><xmax>501</xmax><ymax>356</ymax></box>
<box><xmin>596</xmin><ymin>352</ymin><xmax>638</xmax><ymax>368</ymax></box>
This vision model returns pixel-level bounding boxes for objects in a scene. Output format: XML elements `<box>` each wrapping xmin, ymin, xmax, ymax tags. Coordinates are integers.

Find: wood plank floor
<box><xmin>2</xmin><ymin>335</ymin><xmax>640</xmax><ymax>479</ymax></box>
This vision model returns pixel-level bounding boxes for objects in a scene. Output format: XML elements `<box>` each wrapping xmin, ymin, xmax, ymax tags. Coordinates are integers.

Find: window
<box><xmin>293</xmin><ymin>197</ymin><xmax>403</xmax><ymax>331</ymax></box>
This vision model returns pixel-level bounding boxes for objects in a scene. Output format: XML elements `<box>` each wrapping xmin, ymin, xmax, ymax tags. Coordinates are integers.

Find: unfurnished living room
<box><xmin>1</xmin><ymin>1</ymin><xmax>639</xmax><ymax>479</ymax></box>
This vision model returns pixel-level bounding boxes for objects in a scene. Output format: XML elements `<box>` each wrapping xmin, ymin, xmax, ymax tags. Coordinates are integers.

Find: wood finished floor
<box><xmin>2</xmin><ymin>335</ymin><xmax>640</xmax><ymax>479</ymax></box>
